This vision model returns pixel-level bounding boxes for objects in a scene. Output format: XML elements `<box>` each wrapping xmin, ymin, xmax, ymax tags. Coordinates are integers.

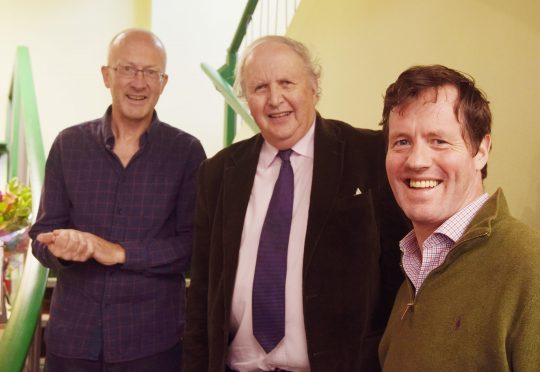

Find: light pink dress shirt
<box><xmin>227</xmin><ymin>121</ymin><xmax>315</xmax><ymax>372</ymax></box>
<box><xmin>401</xmin><ymin>193</ymin><xmax>489</xmax><ymax>294</ymax></box>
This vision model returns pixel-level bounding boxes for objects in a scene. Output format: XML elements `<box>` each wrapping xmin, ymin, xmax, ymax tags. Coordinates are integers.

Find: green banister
<box><xmin>213</xmin><ymin>0</ymin><xmax>259</xmax><ymax>146</ymax></box>
<box><xmin>201</xmin><ymin>63</ymin><xmax>258</xmax><ymax>134</ymax></box>
<box><xmin>227</xmin><ymin>0</ymin><xmax>259</xmax><ymax>63</ymax></box>
<box><xmin>219</xmin><ymin>0</ymin><xmax>259</xmax><ymax>83</ymax></box>
<box><xmin>7</xmin><ymin>78</ymin><xmax>20</xmax><ymax>180</ymax></box>
<box><xmin>0</xmin><ymin>46</ymin><xmax>48</xmax><ymax>372</ymax></box>
<box><xmin>13</xmin><ymin>47</ymin><xmax>47</xmax><ymax>201</ymax></box>
<box><xmin>224</xmin><ymin>105</ymin><xmax>238</xmax><ymax>146</ymax></box>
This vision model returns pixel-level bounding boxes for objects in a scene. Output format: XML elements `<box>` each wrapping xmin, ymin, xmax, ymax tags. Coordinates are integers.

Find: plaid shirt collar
<box><xmin>100</xmin><ymin>105</ymin><xmax>159</xmax><ymax>150</ymax></box>
<box><xmin>400</xmin><ymin>193</ymin><xmax>490</xmax><ymax>293</ymax></box>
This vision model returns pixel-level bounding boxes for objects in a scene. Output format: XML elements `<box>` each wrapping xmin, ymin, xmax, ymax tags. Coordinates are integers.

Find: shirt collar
<box><xmin>400</xmin><ymin>192</ymin><xmax>490</xmax><ymax>252</ymax></box>
<box><xmin>100</xmin><ymin>105</ymin><xmax>160</xmax><ymax>150</ymax></box>
<box><xmin>435</xmin><ymin>192</ymin><xmax>490</xmax><ymax>242</ymax></box>
<box><xmin>259</xmin><ymin>114</ymin><xmax>316</xmax><ymax>168</ymax></box>
<box><xmin>399</xmin><ymin>229</ymin><xmax>419</xmax><ymax>254</ymax></box>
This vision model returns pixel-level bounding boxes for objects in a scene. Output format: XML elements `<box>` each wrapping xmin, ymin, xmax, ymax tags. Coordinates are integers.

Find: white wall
<box><xmin>0</xmin><ymin>0</ymin><xmax>140</xmax><ymax>154</ymax></box>
<box><xmin>152</xmin><ymin>0</ymin><xmax>247</xmax><ymax>156</ymax></box>
<box><xmin>1</xmin><ymin>0</ymin><xmax>248</xmax><ymax>159</ymax></box>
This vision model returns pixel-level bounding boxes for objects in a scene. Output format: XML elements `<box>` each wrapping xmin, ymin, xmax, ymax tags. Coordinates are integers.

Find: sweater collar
<box><xmin>456</xmin><ymin>188</ymin><xmax>508</xmax><ymax>244</ymax></box>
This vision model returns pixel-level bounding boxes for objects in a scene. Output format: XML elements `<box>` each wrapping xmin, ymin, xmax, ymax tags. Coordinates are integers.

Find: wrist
<box><xmin>115</xmin><ymin>244</ymin><xmax>126</xmax><ymax>264</ymax></box>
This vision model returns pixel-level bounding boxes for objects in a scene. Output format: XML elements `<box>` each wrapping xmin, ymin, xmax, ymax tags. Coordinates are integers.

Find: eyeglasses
<box><xmin>108</xmin><ymin>64</ymin><xmax>165</xmax><ymax>81</ymax></box>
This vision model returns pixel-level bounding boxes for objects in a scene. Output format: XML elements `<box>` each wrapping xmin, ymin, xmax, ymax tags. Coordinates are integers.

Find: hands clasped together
<box><xmin>37</xmin><ymin>229</ymin><xmax>125</xmax><ymax>266</ymax></box>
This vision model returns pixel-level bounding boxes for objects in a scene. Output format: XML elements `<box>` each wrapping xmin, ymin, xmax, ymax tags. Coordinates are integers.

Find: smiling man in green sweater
<box><xmin>379</xmin><ymin>65</ymin><xmax>540</xmax><ymax>371</ymax></box>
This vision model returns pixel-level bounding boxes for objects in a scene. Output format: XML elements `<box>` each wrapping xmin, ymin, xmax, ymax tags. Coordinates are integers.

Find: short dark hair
<box><xmin>380</xmin><ymin>65</ymin><xmax>492</xmax><ymax>178</ymax></box>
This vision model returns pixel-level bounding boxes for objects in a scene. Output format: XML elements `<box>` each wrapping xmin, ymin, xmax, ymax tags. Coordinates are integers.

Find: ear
<box><xmin>311</xmin><ymin>80</ymin><xmax>319</xmax><ymax>104</ymax></box>
<box><xmin>159</xmin><ymin>73</ymin><xmax>169</xmax><ymax>94</ymax></box>
<box><xmin>474</xmin><ymin>134</ymin><xmax>491</xmax><ymax>171</ymax></box>
<box><xmin>101</xmin><ymin>66</ymin><xmax>111</xmax><ymax>89</ymax></box>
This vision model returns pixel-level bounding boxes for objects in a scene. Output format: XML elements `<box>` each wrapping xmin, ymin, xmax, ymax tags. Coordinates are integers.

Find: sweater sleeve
<box><xmin>509</xmin><ymin>271</ymin><xmax>540</xmax><ymax>370</ymax></box>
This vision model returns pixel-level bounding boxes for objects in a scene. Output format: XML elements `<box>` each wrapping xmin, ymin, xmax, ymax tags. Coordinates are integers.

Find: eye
<box><xmin>144</xmin><ymin>68</ymin><xmax>159</xmax><ymax>79</ymax></box>
<box><xmin>280</xmin><ymin>80</ymin><xmax>294</xmax><ymax>88</ymax></box>
<box><xmin>121</xmin><ymin>65</ymin><xmax>135</xmax><ymax>74</ymax></box>
<box><xmin>253</xmin><ymin>84</ymin><xmax>268</xmax><ymax>93</ymax></box>
<box><xmin>389</xmin><ymin>138</ymin><xmax>410</xmax><ymax>151</ymax></box>
<box><xmin>432</xmin><ymin>138</ymin><xmax>448</xmax><ymax>146</ymax></box>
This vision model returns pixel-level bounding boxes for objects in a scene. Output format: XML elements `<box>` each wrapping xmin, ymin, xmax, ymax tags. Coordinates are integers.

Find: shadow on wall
<box><xmin>521</xmin><ymin>180</ymin><xmax>540</xmax><ymax>230</ymax></box>
<box><xmin>520</xmin><ymin>148</ymin><xmax>540</xmax><ymax>230</ymax></box>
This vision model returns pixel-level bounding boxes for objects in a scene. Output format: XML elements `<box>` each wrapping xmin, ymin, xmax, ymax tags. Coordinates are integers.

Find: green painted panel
<box><xmin>0</xmin><ymin>46</ymin><xmax>48</xmax><ymax>372</ymax></box>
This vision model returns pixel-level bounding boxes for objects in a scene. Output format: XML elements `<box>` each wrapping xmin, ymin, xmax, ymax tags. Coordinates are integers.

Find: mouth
<box><xmin>268</xmin><ymin>111</ymin><xmax>292</xmax><ymax>119</ymax></box>
<box><xmin>407</xmin><ymin>179</ymin><xmax>441</xmax><ymax>189</ymax></box>
<box><xmin>127</xmin><ymin>94</ymin><xmax>147</xmax><ymax>101</ymax></box>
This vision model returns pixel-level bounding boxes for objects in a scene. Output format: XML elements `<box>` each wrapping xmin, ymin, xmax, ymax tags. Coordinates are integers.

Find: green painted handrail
<box><xmin>205</xmin><ymin>0</ymin><xmax>259</xmax><ymax>146</ymax></box>
<box><xmin>0</xmin><ymin>46</ymin><xmax>48</xmax><ymax>372</ymax></box>
<box><xmin>201</xmin><ymin>63</ymin><xmax>258</xmax><ymax>134</ymax></box>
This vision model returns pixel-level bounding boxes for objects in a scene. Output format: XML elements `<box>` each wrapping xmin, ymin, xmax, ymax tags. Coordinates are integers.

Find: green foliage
<box><xmin>0</xmin><ymin>178</ymin><xmax>32</xmax><ymax>232</ymax></box>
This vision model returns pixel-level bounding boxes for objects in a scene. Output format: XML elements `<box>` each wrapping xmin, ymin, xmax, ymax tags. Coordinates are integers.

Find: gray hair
<box><xmin>234</xmin><ymin>35</ymin><xmax>321</xmax><ymax>99</ymax></box>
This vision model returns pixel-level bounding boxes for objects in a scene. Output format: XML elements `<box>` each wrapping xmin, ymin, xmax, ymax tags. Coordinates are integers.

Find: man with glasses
<box><xmin>29</xmin><ymin>29</ymin><xmax>206</xmax><ymax>371</ymax></box>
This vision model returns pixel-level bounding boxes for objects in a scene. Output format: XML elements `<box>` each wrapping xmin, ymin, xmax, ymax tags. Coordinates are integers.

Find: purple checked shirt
<box><xmin>29</xmin><ymin>107</ymin><xmax>206</xmax><ymax>362</ymax></box>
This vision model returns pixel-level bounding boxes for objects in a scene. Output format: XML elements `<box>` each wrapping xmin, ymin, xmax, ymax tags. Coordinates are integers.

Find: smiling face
<box><xmin>242</xmin><ymin>40</ymin><xmax>318</xmax><ymax>149</ymax></box>
<box><xmin>385</xmin><ymin>85</ymin><xmax>491</xmax><ymax>242</ymax></box>
<box><xmin>101</xmin><ymin>30</ymin><xmax>168</xmax><ymax>128</ymax></box>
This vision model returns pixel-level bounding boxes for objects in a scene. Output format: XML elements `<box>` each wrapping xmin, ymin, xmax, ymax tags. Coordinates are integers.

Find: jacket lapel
<box><xmin>303</xmin><ymin>115</ymin><xmax>344</xmax><ymax>277</ymax></box>
<box><xmin>221</xmin><ymin>135</ymin><xmax>264</xmax><ymax>312</ymax></box>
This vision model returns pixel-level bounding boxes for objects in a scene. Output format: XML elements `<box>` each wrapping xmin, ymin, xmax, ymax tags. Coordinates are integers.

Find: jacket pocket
<box><xmin>334</xmin><ymin>189</ymin><xmax>372</xmax><ymax>210</ymax></box>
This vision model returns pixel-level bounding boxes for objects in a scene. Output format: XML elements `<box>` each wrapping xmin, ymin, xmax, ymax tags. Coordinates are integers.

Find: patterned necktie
<box><xmin>252</xmin><ymin>149</ymin><xmax>294</xmax><ymax>353</ymax></box>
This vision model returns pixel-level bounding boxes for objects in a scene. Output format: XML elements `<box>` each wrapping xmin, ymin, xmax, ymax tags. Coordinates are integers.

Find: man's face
<box><xmin>385</xmin><ymin>85</ymin><xmax>490</xmax><ymax>238</ymax></box>
<box><xmin>101</xmin><ymin>33</ymin><xmax>168</xmax><ymax>126</ymax></box>
<box><xmin>243</xmin><ymin>41</ymin><xmax>318</xmax><ymax>149</ymax></box>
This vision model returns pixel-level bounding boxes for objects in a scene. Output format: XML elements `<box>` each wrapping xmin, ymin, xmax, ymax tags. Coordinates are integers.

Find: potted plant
<box><xmin>0</xmin><ymin>178</ymin><xmax>32</xmax><ymax>306</ymax></box>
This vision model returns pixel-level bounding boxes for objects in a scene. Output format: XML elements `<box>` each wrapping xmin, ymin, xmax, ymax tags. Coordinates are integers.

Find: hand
<box><xmin>36</xmin><ymin>229</ymin><xmax>125</xmax><ymax>265</ymax></box>
<box><xmin>84</xmin><ymin>232</ymin><xmax>126</xmax><ymax>266</ymax></box>
<box><xmin>37</xmin><ymin>229</ymin><xmax>95</xmax><ymax>262</ymax></box>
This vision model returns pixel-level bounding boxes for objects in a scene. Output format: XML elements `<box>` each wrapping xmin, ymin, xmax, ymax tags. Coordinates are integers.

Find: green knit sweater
<box><xmin>379</xmin><ymin>189</ymin><xmax>540</xmax><ymax>371</ymax></box>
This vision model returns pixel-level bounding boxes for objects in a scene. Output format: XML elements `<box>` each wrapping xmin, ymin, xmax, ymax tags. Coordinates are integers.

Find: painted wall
<box><xmin>288</xmin><ymin>0</ymin><xmax>540</xmax><ymax>228</ymax></box>
<box><xmin>0</xmin><ymin>0</ymin><xmax>246</xmax><ymax>161</ymax></box>
<box><xmin>152</xmin><ymin>0</ymin><xmax>247</xmax><ymax>157</ymax></box>
<box><xmin>0</xmin><ymin>0</ymin><xmax>148</xmax><ymax>154</ymax></box>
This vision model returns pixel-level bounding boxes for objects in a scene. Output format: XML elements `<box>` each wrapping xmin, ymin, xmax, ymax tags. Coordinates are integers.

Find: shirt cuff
<box><xmin>120</xmin><ymin>240</ymin><xmax>148</xmax><ymax>271</ymax></box>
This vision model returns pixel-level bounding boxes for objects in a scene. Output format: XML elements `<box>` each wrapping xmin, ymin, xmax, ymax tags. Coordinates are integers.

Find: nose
<box><xmin>130</xmin><ymin>70</ymin><xmax>147</xmax><ymax>87</ymax></box>
<box><xmin>405</xmin><ymin>142</ymin><xmax>432</xmax><ymax>170</ymax></box>
<box><xmin>268</xmin><ymin>86</ymin><xmax>284</xmax><ymax>107</ymax></box>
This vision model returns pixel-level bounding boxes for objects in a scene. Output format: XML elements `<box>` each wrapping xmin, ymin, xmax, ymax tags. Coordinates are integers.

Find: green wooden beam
<box><xmin>212</xmin><ymin>0</ymin><xmax>259</xmax><ymax>146</ymax></box>
<box><xmin>226</xmin><ymin>0</ymin><xmax>259</xmax><ymax>70</ymax></box>
<box><xmin>201</xmin><ymin>62</ymin><xmax>258</xmax><ymax>137</ymax></box>
<box><xmin>0</xmin><ymin>46</ymin><xmax>48</xmax><ymax>372</ymax></box>
<box><xmin>8</xmin><ymin>80</ymin><xmax>20</xmax><ymax>180</ymax></box>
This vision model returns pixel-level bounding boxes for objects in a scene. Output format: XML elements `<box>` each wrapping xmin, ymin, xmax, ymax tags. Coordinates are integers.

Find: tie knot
<box><xmin>278</xmin><ymin>149</ymin><xmax>293</xmax><ymax>162</ymax></box>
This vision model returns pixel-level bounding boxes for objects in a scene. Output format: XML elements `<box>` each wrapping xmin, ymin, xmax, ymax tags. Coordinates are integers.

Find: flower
<box><xmin>0</xmin><ymin>178</ymin><xmax>32</xmax><ymax>233</ymax></box>
<box><xmin>0</xmin><ymin>178</ymin><xmax>32</xmax><ymax>259</ymax></box>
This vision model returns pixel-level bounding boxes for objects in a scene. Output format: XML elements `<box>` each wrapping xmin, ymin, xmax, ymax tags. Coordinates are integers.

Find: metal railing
<box><xmin>0</xmin><ymin>46</ymin><xmax>48</xmax><ymax>372</ymax></box>
<box><xmin>202</xmin><ymin>0</ymin><xmax>301</xmax><ymax>146</ymax></box>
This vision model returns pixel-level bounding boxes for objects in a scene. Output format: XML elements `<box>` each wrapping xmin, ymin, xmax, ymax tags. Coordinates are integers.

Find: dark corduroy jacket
<box><xmin>183</xmin><ymin>114</ymin><xmax>410</xmax><ymax>371</ymax></box>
